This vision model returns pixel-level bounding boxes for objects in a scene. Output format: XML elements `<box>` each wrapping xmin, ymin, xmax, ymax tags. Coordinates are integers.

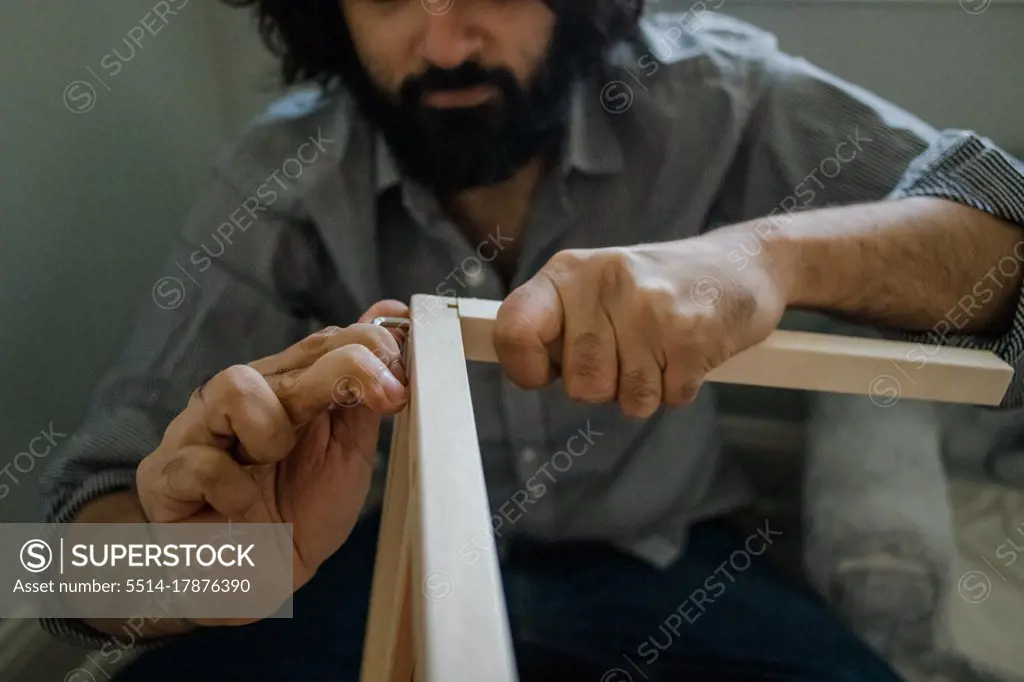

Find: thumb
<box><xmin>494</xmin><ymin>273</ymin><xmax>564</xmax><ymax>389</ymax></box>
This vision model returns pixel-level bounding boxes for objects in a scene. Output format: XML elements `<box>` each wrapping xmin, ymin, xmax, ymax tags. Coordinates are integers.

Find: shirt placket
<box><xmin>396</xmin><ymin>171</ymin><xmax>579</xmax><ymax>542</ymax></box>
<box><xmin>500</xmin><ymin>170</ymin><xmax>579</xmax><ymax>535</ymax></box>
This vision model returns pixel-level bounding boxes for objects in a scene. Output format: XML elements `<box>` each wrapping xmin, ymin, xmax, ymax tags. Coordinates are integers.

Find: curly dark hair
<box><xmin>220</xmin><ymin>0</ymin><xmax>646</xmax><ymax>89</ymax></box>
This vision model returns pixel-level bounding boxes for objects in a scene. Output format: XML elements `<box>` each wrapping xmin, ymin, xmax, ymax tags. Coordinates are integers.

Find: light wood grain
<box><xmin>408</xmin><ymin>295</ymin><xmax>518</xmax><ymax>682</ymax></box>
<box><xmin>360</xmin><ymin>409</ymin><xmax>415</xmax><ymax>682</ymax></box>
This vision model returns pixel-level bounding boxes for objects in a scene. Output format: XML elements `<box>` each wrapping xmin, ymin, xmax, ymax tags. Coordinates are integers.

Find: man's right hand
<box><xmin>134</xmin><ymin>301</ymin><xmax>409</xmax><ymax>610</ymax></box>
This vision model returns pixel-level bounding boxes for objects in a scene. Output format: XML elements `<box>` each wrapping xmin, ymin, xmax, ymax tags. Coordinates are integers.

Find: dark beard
<box><xmin>341</xmin><ymin>14</ymin><xmax>592</xmax><ymax>194</ymax></box>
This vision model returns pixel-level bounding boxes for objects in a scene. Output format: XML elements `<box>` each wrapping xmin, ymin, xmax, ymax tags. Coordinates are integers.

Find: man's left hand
<box><xmin>493</xmin><ymin>234</ymin><xmax>789</xmax><ymax>417</ymax></box>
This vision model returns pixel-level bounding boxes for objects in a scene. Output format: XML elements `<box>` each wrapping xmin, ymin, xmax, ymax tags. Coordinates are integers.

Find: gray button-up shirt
<box><xmin>42</xmin><ymin>12</ymin><xmax>1024</xmax><ymax>645</ymax></box>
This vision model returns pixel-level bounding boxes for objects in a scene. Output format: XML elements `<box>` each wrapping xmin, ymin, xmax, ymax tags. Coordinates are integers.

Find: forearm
<box><xmin>72</xmin><ymin>491</ymin><xmax>198</xmax><ymax>640</ymax></box>
<box><xmin>754</xmin><ymin>196</ymin><xmax>1023</xmax><ymax>335</ymax></box>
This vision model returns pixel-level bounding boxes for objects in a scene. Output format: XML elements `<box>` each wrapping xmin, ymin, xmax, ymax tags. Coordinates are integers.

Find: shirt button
<box><xmin>519</xmin><ymin>447</ymin><xmax>538</xmax><ymax>466</ymax></box>
<box><xmin>464</xmin><ymin>267</ymin><xmax>486</xmax><ymax>289</ymax></box>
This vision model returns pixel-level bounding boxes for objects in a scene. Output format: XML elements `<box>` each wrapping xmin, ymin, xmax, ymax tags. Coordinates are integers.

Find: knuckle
<box><xmin>547</xmin><ymin>248</ymin><xmax>577</xmax><ymax>268</ymax></box>
<box><xmin>212</xmin><ymin>365</ymin><xmax>262</xmax><ymax>404</ymax></box>
<box><xmin>158</xmin><ymin>455</ymin><xmax>187</xmax><ymax>490</ymax></box>
<box><xmin>493</xmin><ymin>305</ymin><xmax>536</xmax><ymax>352</ymax></box>
<box><xmin>335</xmin><ymin>341</ymin><xmax>372</xmax><ymax>366</ymax></box>
<box><xmin>274</xmin><ymin>370</ymin><xmax>301</xmax><ymax>400</ymax></box>
<box><xmin>188</xmin><ymin>453</ymin><xmax>222</xmax><ymax>487</ymax></box>
<box><xmin>493</xmin><ymin>321</ymin><xmax>532</xmax><ymax>352</ymax></box>
<box><xmin>597</xmin><ymin>249</ymin><xmax>632</xmax><ymax>293</ymax></box>
<box><xmin>573</xmin><ymin>330</ymin><xmax>604</xmax><ymax>353</ymax></box>
<box><xmin>620</xmin><ymin>369</ymin><xmax>661</xmax><ymax>411</ymax></box>
<box><xmin>545</xmin><ymin>248</ymin><xmax>588</xmax><ymax>278</ymax></box>
<box><xmin>570</xmin><ymin>333</ymin><xmax>606</xmax><ymax>380</ymax></box>
<box><xmin>299</xmin><ymin>326</ymin><xmax>345</xmax><ymax>356</ymax></box>
<box><xmin>363</xmin><ymin>326</ymin><xmax>400</xmax><ymax>364</ymax></box>
<box><xmin>567</xmin><ymin>334</ymin><xmax>615</xmax><ymax>401</ymax></box>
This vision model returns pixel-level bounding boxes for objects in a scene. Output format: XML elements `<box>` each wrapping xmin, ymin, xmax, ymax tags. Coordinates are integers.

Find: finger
<box><xmin>180</xmin><ymin>365</ymin><xmax>298</xmax><ymax>465</ymax></box>
<box><xmin>495</xmin><ymin>272</ymin><xmax>564</xmax><ymax>389</ymax></box>
<box><xmin>358</xmin><ymin>299</ymin><xmax>409</xmax><ymax>323</ymax></box>
<box><xmin>662</xmin><ymin>377</ymin><xmax>703</xmax><ymax>407</ymax></box>
<box><xmin>560</xmin><ymin>269</ymin><xmax>618</xmax><ymax>404</ymax></box>
<box><xmin>606</xmin><ymin>290</ymin><xmax>663</xmax><ymax>418</ymax></box>
<box><xmin>146</xmin><ymin>445</ymin><xmax>260</xmax><ymax>522</ymax></box>
<box><xmin>662</xmin><ymin>339</ymin><xmax>710</xmax><ymax>407</ymax></box>
<box><xmin>273</xmin><ymin>344</ymin><xmax>408</xmax><ymax>424</ymax></box>
<box><xmin>358</xmin><ymin>300</ymin><xmax>411</xmax><ymax>362</ymax></box>
<box><xmin>251</xmin><ymin>324</ymin><xmax>405</xmax><ymax>384</ymax></box>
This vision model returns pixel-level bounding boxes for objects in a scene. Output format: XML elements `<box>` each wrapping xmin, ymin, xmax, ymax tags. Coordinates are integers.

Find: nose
<box><xmin>416</xmin><ymin>6</ymin><xmax>483</xmax><ymax>70</ymax></box>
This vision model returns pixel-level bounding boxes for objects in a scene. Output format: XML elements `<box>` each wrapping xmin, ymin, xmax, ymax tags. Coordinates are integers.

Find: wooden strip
<box><xmin>456</xmin><ymin>297</ymin><xmax>1013</xmax><ymax>406</ymax></box>
<box><xmin>359</xmin><ymin>409</ymin><xmax>415</xmax><ymax>682</ymax></box>
<box><xmin>456</xmin><ymin>298</ymin><xmax>501</xmax><ymax>364</ymax></box>
<box><xmin>409</xmin><ymin>295</ymin><xmax>518</xmax><ymax>682</ymax></box>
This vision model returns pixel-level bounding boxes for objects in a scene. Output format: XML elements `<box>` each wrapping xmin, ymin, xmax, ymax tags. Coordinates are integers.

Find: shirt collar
<box><xmin>375</xmin><ymin>132</ymin><xmax>401</xmax><ymax>193</ymax></box>
<box><xmin>373</xmin><ymin>76</ymin><xmax>623</xmax><ymax>193</ymax></box>
<box><xmin>561</xmin><ymin>77</ymin><xmax>625</xmax><ymax>176</ymax></box>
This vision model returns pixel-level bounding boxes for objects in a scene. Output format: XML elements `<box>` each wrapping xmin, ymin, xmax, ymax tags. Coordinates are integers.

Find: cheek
<box><xmin>339</xmin><ymin>2</ymin><xmax>418</xmax><ymax>93</ymax></box>
<box><xmin>492</xmin><ymin>2</ymin><xmax>555</xmax><ymax>85</ymax></box>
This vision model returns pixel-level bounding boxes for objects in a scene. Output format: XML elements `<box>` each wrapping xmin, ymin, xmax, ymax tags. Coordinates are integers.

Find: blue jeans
<box><xmin>115</xmin><ymin>513</ymin><xmax>901</xmax><ymax>682</ymax></box>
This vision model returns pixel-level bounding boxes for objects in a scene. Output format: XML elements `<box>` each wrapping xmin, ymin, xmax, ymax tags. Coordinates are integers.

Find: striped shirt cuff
<box><xmin>887</xmin><ymin>131</ymin><xmax>1024</xmax><ymax>409</ymax></box>
<box><xmin>41</xmin><ymin>469</ymin><xmax>170</xmax><ymax>654</ymax></box>
<box><xmin>47</xmin><ymin>468</ymin><xmax>137</xmax><ymax>524</ymax></box>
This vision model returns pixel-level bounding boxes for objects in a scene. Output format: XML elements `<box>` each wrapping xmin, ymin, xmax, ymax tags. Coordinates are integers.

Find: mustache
<box><xmin>399</xmin><ymin>61</ymin><xmax>520</xmax><ymax>102</ymax></box>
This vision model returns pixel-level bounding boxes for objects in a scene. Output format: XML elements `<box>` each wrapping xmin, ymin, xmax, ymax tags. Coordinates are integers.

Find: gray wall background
<box><xmin>1</xmin><ymin>0</ymin><xmax>1022</xmax><ymax>521</ymax></box>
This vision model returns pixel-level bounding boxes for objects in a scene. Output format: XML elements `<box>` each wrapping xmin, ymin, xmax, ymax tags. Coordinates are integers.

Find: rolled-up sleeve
<box><xmin>886</xmin><ymin>131</ymin><xmax>1024</xmax><ymax>409</ymax></box>
<box><xmin>717</xmin><ymin>40</ymin><xmax>1024</xmax><ymax>409</ymax></box>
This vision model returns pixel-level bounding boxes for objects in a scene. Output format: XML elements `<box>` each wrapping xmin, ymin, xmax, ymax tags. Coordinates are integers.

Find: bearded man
<box><xmin>42</xmin><ymin>1</ymin><xmax>1024</xmax><ymax>680</ymax></box>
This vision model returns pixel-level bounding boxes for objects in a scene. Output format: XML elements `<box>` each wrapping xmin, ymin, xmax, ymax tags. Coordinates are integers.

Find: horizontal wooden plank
<box><xmin>457</xmin><ymin>297</ymin><xmax>1013</xmax><ymax>406</ymax></box>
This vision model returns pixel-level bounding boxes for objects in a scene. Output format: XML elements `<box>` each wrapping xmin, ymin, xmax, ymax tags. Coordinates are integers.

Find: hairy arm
<box><xmin>703</xmin><ymin>38</ymin><xmax>1024</xmax><ymax>406</ymax></box>
<box><xmin>753</xmin><ymin>196</ymin><xmax>1023</xmax><ymax>336</ymax></box>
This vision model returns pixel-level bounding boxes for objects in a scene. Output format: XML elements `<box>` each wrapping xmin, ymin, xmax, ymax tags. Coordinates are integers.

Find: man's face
<box><xmin>338</xmin><ymin>0</ymin><xmax>576</xmax><ymax>193</ymax></box>
<box><xmin>341</xmin><ymin>0</ymin><xmax>555</xmax><ymax>105</ymax></box>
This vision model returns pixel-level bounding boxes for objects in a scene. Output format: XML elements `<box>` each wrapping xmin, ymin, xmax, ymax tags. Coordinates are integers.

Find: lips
<box><xmin>422</xmin><ymin>84</ymin><xmax>500</xmax><ymax>108</ymax></box>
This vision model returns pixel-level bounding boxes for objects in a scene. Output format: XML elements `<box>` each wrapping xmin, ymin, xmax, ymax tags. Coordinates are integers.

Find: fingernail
<box><xmin>381</xmin><ymin>371</ymin><xmax>407</xmax><ymax>405</ymax></box>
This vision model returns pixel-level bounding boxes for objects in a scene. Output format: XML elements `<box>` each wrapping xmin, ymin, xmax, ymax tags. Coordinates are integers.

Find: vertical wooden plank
<box><xmin>360</xmin><ymin>409</ymin><xmax>415</xmax><ymax>682</ymax></box>
<box><xmin>409</xmin><ymin>295</ymin><xmax>518</xmax><ymax>682</ymax></box>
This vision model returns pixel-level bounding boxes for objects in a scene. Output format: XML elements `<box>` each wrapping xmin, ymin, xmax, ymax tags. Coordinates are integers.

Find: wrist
<box><xmin>758</xmin><ymin>221</ymin><xmax>804</xmax><ymax>308</ymax></box>
<box><xmin>716</xmin><ymin>217</ymin><xmax>808</xmax><ymax>308</ymax></box>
